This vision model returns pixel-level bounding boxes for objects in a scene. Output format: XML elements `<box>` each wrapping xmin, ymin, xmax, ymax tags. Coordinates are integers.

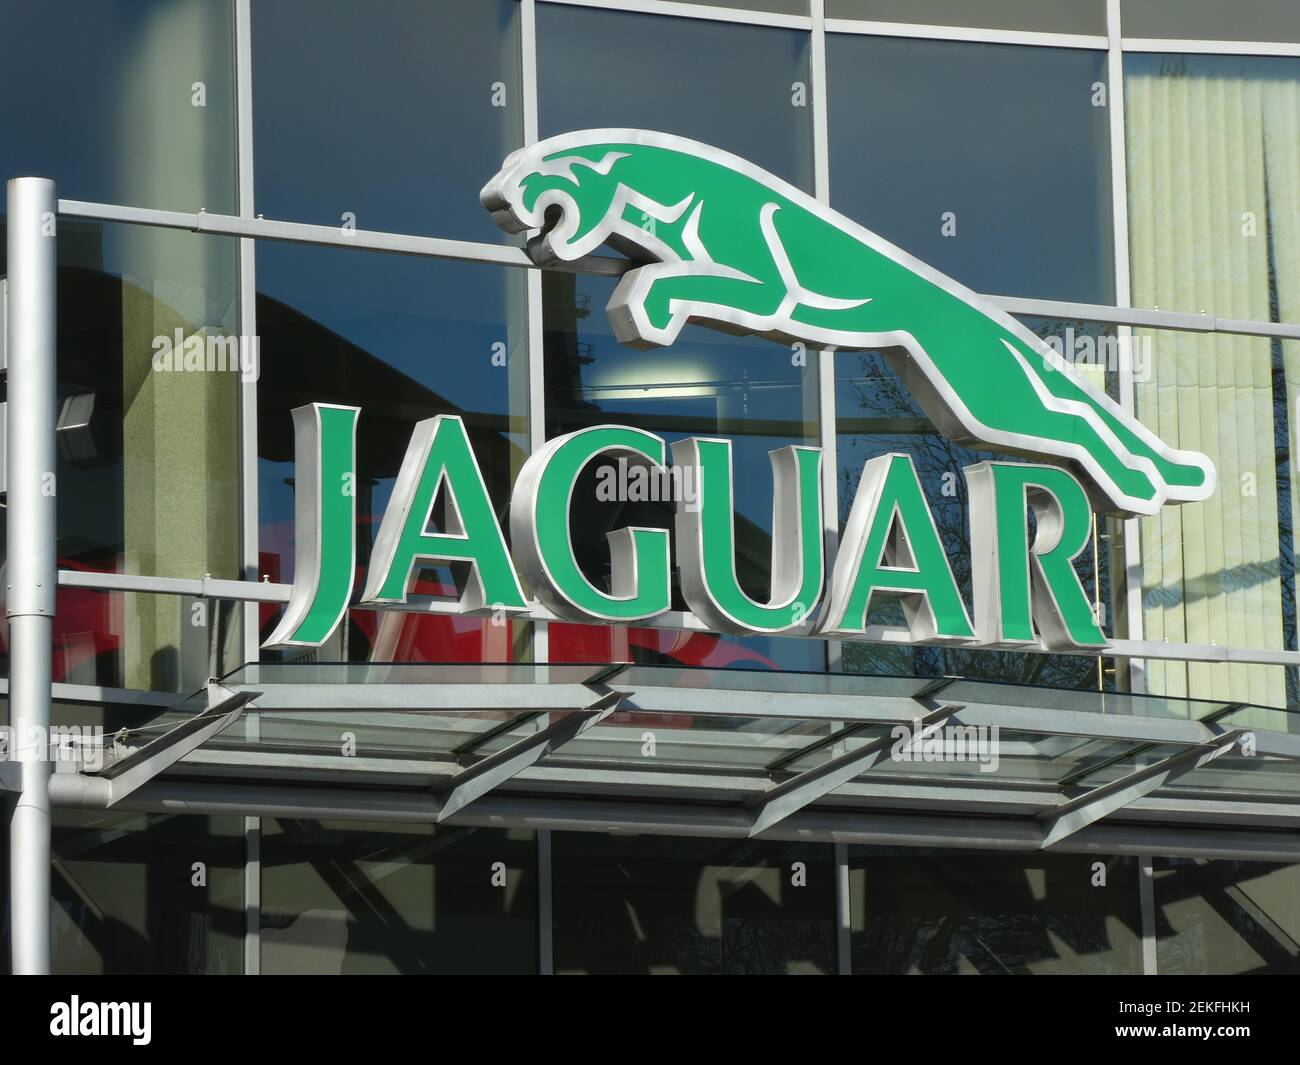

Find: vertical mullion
<box><xmin>812</xmin><ymin>1</ymin><xmax>851</xmax><ymax>974</ymax></box>
<box><xmin>1139</xmin><ymin>855</ymin><xmax>1157</xmax><ymax>974</ymax></box>
<box><xmin>521</xmin><ymin>0</ymin><xmax>547</xmax><ymax>643</ymax></box>
<box><xmin>519</xmin><ymin>0</ymin><xmax>554</xmax><ymax>975</ymax></box>
<box><xmin>233</xmin><ymin>0</ymin><xmax>261</xmax><ymax>977</ymax></box>
<box><xmin>834</xmin><ymin>842</ymin><xmax>851</xmax><ymax>974</ymax></box>
<box><xmin>1107</xmin><ymin>0</ymin><xmax>1147</xmax><ymax>694</ymax></box>
<box><xmin>538</xmin><ymin>822</ymin><xmax>554</xmax><ymax>975</ymax></box>
<box><xmin>810</xmin><ymin>0</ymin><xmax>839</xmax><ymax>673</ymax></box>
<box><xmin>1108</xmin><ymin>3</ymin><xmax>1152</xmax><ymax>977</ymax></box>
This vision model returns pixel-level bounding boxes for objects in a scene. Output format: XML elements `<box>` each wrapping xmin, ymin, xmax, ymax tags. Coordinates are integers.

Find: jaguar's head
<box><xmin>481</xmin><ymin>139</ymin><xmax>635</xmax><ymax>266</ymax></box>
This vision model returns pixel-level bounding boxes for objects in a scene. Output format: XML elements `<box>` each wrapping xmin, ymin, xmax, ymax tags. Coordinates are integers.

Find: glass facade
<box><xmin>1153</xmin><ymin>856</ymin><xmax>1300</xmax><ymax>974</ymax></box>
<box><xmin>848</xmin><ymin>848</ymin><xmax>1144</xmax><ymax>975</ymax></box>
<box><xmin>2</xmin><ymin>1</ymin><xmax>1299</xmax><ymax>977</ymax></box>
<box><xmin>261</xmin><ymin>820</ymin><xmax>537</xmax><ymax>974</ymax></box>
<box><xmin>50</xmin><ymin>810</ymin><xmax>245</xmax><ymax>975</ymax></box>
<box><xmin>552</xmin><ymin>834</ymin><xmax>836</xmax><ymax>974</ymax></box>
<box><xmin>826</xmin><ymin>34</ymin><xmax>1115</xmax><ymax>303</ymax></box>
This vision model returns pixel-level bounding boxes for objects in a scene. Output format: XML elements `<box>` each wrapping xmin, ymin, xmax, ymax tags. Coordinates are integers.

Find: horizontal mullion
<box><xmin>535</xmin><ymin>0</ymin><xmax>812</xmax><ymax>32</ymax></box>
<box><xmin>57</xmin><ymin>569</ymin><xmax>1300</xmax><ymax>668</ymax></box>
<box><xmin>52</xmin><ymin>199</ymin><xmax>1300</xmax><ymax>338</ymax></box>
<box><xmin>825</xmin><ymin>18</ymin><xmax>1108</xmax><ymax>50</ymax></box>
<box><xmin>56</xmin><ymin>198</ymin><xmax>627</xmax><ymax>278</ymax></box>
<box><xmin>58</xmin><ymin>568</ymin><xmax>291</xmax><ymax>603</ymax></box>
<box><xmin>995</xmin><ymin>295</ymin><xmax>1300</xmax><ymax>340</ymax></box>
<box><xmin>57</xmin><ymin>199</ymin><xmax>1300</xmax><ymax>339</ymax></box>
<box><xmin>1122</xmin><ymin>37</ymin><xmax>1300</xmax><ymax>58</ymax></box>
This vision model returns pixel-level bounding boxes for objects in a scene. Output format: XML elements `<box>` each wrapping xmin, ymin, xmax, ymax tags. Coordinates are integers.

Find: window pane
<box><xmin>255</xmin><ymin>244</ymin><xmax>533</xmax><ymax>663</ymax></box>
<box><xmin>4</xmin><ymin>589</ymin><xmax>244</xmax><ymax>693</ymax></box>
<box><xmin>252</xmin><ymin>0</ymin><xmax>523</xmax><ymax>242</ymax></box>
<box><xmin>827</xmin><ymin>0</ymin><xmax>1105</xmax><ymax>36</ymax></box>
<box><xmin>552</xmin><ymin>833</ymin><xmax>836</xmax><ymax>974</ymax></box>
<box><xmin>0</xmin><ymin>224</ymin><xmax>241</xmax><ymax>610</ymax></box>
<box><xmin>828</xmin><ymin>34</ymin><xmax>1114</xmax><ymax>303</ymax></box>
<box><xmin>849</xmin><ymin>847</ymin><xmax>1144</xmax><ymax>974</ymax></box>
<box><xmin>1154</xmin><ymin>857</ymin><xmax>1300</xmax><ymax>974</ymax></box>
<box><xmin>538</xmin><ymin>5</ymin><xmax>814</xmax><ymax>191</ymax></box>
<box><xmin>537</xmin><ymin>6</ymin><xmax>823</xmax><ymax>671</ymax></box>
<box><xmin>1125</xmin><ymin>55</ymin><xmax>1300</xmax><ymax>702</ymax></box>
<box><xmin>1125</xmin><ymin>54</ymin><xmax>1300</xmax><ymax>318</ymax></box>
<box><xmin>261</xmin><ymin>820</ymin><xmax>537</xmax><ymax>974</ymax></box>
<box><xmin>51</xmin><ymin>810</ymin><xmax>245</xmax><ymax>975</ymax></box>
<box><xmin>1123</xmin><ymin>0</ymin><xmax>1300</xmax><ymax>44</ymax></box>
<box><xmin>1133</xmin><ymin>330</ymin><xmax>1299</xmax><ymax>710</ymax></box>
<box><xmin>0</xmin><ymin>0</ymin><xmax>236</xmax><ymax>213</ymax></box>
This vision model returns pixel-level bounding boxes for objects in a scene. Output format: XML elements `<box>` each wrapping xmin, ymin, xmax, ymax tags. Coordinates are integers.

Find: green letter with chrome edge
<box><xmin>818</xmin><ymin>452</ymin><xmax>974</xmax><ymax>641</ymax></box>
<box><xmin>361</xmin><ymin>414</ymin><xmax>527</xmax><ymax>613</ymax></box>
<box><xmin>673</xmin><ymin>437</ymin><xmax>823</xmax><ymax>634</ymax></box>
<box><xmin>511</xmin><ymin>425</ymin><xmax>670</xmax><ymax>622</ymax></box>
<box><xmin>965</xmin><ymin>461</ymin><xmax>1107</xmax><ymax>649</ymax></box>
<box><xmin>263</xmin><ymin>403</ymin><xmax>360</xmax><ymax>649</ymax></box>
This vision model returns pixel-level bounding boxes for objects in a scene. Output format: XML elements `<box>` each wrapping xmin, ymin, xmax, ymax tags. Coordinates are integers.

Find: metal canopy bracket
<box><xmin>1039</xmin><ymin>729</ymin><xmax>1244</xmax><ymax>849</ymax></box>
<box><xmin>93</xmin><ymin>690</ymin><xmax>259</xmax><ymax>806</ymax></box>
<box><xmin>1056</xmin><ymin>700</ymin><xmax>1245</xmax><ymax>788</ymax></box>
<box><xmin>434</xmin><ymin>688</ymin><xmax>623</xmax><ymax>822</ymax></box>
<box><xmin>745</xmin><ymin>705</ymin><xmax>958</xmax><ymax>838</ymax></box>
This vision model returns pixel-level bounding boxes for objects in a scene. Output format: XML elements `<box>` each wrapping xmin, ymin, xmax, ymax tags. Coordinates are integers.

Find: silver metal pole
<box><xmin>6</xmin><ymin>177</ymin><xmax>57</xmax><ymax>975</ymax></box>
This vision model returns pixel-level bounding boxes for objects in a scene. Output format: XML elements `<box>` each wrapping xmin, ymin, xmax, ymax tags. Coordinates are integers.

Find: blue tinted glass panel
<box><xmin>0</xmin><ymin>0</ymin><xmax>235</xmax><ymax>212</ymax></box>
<box><xmin>253</xmin><ymin>0</ymin><xmax>523</xmax><ymax>242</ymax></box>
<box><xmin>827</xmin><ymin>34</ymin><xmax>1114</xmax><ymax>303</ymax></box>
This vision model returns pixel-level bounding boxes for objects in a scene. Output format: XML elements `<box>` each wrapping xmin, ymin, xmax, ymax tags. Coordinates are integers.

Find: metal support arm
<box><xmin>1039</xmin><ymin>730</ymin><xmax>1244</xmax><ymax>849</ymax></box>
<box><xmin>434</xmin><ymin>689</ymin><xmax>623</xmax><ymax>822</ymax></box>
<box><xmin>746</xmin><ymin>705</ymin><xmax>958</xmax><ymax>838</ymax></box>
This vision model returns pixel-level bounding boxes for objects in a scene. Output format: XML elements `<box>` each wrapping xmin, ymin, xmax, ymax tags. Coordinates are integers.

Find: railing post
<box><xmin>6</xmin><ymin>176</ymin><xmax>57</xmax><ymax>975</ymax></box>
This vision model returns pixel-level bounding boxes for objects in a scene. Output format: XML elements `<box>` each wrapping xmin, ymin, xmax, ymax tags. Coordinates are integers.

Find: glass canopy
<box><xmin>49</xmin><ymin>662</ymin><xmax>1300</xmax><ymax>857</ymax></box>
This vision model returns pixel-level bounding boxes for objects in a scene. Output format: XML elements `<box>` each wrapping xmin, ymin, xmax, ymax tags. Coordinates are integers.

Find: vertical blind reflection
<box><xmin>1126</xmin><ymin>54</ymin><xmax>1300</xmax><ymax>710</ymax></box>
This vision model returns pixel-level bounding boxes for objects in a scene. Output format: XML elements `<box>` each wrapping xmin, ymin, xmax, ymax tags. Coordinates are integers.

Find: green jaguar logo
<box><xmin>482</xmin><ymin>129</ymin><xmax>1214</xmax><ymax>518</ymax></box>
